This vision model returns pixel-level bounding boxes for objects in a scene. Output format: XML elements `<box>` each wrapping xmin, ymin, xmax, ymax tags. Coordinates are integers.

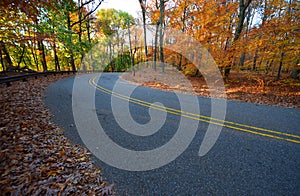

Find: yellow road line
<box><xmin>91</xmin><ymin>78</ymin><xmax>300</xmax><ymax>139</ymax></box>
<box><xmin>89</xmin><ymin>77</ymin><xmax>300</xmax><ymax>144</ymax></box>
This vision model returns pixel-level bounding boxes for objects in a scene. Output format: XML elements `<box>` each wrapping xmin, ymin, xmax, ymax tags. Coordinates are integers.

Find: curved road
<box><xmin>45</xmin><ymin>73</ymin><xmax>300</xmax><ymax>195</ymax></box>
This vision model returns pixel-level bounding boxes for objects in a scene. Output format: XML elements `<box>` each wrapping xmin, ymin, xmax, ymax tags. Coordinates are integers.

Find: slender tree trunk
<box><xmin>276</xmin><ymin>51</ymin><xmax>285</xmax><ymax>81</ymax></box>
<box><xmin>86</xmin><ymin>18</ymin><xmax>94</xmax><ymax>71</ymax></box>
<box><xmin>38</xmin><ymin>40</ymin><xmax>47</xmax><ymax>71</ymax></box>
<box><xmin>127</xmin><ymin>20</ymin><xmax>135</xmax><ymax>76</ymax></box>
<box><xmin>53</xmin><ymin>42</ymin><xmax>60</xmax><ymax>71</ymax></box>
<box><xmin>42</xmin><ymin>42</ymin><xmax>47</xmax><ymax>71</ymax></box>
<box><xmin>234</xmin><ymin>0</ymin><xmax>252</xmax><ymax>42</ymax></box>
<box><xmin>0</xmin><ymin>48</ymin><xmax>4</xmax><ymax>71</ymax></box>
<box><xmin>28</xmin><ymin>28</ymin><xmax>39</xmax><ymax>71</ymax></box>
<box><xmin>67</xmin><ymin>14</ymin><xmax>76</xmax><ymax>71</ymax></box>
<box><xmin>17</xmin><ymin>44</ymin><xmax>26</xmax><ymax>70</ymax></box>
<box><xmin>49</xmin><ymin>19</ymin><xmax>60</xmax><ymax>72</ymax></box>
<box><xmin>252</xmin><ymin>48</ymin><xmax>259</xmax><ymax>71</ymax></box>
<box><xmin>30</xmin><ymin>43</ymin><xmax>39</xmax><ymax>71</ymax></box>
<box><xmin>239</xmin><ymin>52</ymin><xmax>246</xmax><ymax>67</ymax></box>
<box><xmin>153</xmin><ymin>22</ymin><xmax>159</xmax><ymax>71</ymax></box>
<box><xmin>239</xmin><ymin>6</ymin><xmax>252</xmax><ymax>69</ymax></box>
<box><xmin>225</xmin><ymin>0</ymin><xmax>252</xmax><ymax>77</ymax></box>
<box><xmin>176</xmin><ymin>1</ymin><xmax>188</xmax><ymax>71</ymax></box>
<box><xmin>109</xmin><ymin>40</ymin><xmax>112</xmax><ymax>66</ymax></box>
<box><xmin>23</xmin><ymin>58</ymin><xmax>28</xmax><ymax>69</ymax></box>
<box><xmin>35</xmin><ymin>19</ymin><xmax>47</xmax><ymax>72</ymax></box>
<box><xmin>290</xmin><ymin>56</ymin><xmax>299</xmax><ymax>79</ymax></box>
<box><xmin>159</xmin><ymin>0</ymin><xmax>165</xmax><ymax>73</ymax></box>
<box><xmin>78</xmin><ymin>0</ymin><xmax>86</xmax><ymax>71</ymax></box>
<box><xmin>139</xmin><ymin>0</ymin><xmax>148</xmax><ymax>64</ymax></box>
<box><xmin>0</xmin><ymin>41</ymin><xmax>13</xmax><ymax>69</ymax></box>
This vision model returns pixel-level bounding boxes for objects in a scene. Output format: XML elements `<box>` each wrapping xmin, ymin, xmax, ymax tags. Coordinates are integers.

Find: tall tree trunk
<box><xmin>276</xmin><ymin>51</ymin><xmax>285</xmax><ymax>81</ymax></box>
<box><xmin>17</xmin><ymin>44</ymin><xmax>26</xmax><ymax>70</ymax></box>
<box><xmin>30</xmin><ymin>44</ymin><xmax>39</xmax><ymax>71</ymax></box>
<box><xmin>35</xmin><ymin>19</ymin><xmax>47</xmax><ymax>72</ymax></box>
<box><xmin>86</xmin><ymin>17</ymin><xmax>94</xmax><ymax>71</ymax></box>
<box><xmin>252</xmin><ymin>48</ymin><xmax>259</xmax><ymax>71</ymax></box>
<box><xmin>0</xmin><ymin>41</ymin><xmax>13</xmax><ymax>69</ymax></box>
<box><xmin>38</xmin><ymin>40</ymin><xmax>47</xmax><ymax>71</ymax></box>
<box><xmin>159</xmin><ymin>0</ymin><xmax>165</xmax><ymax>73</ymax></box>
<box><xmin>290</xmin><ymin>56</ymin><xmax>299</xmax><ymax>79</ymax></box>
<box><xmin>234</xmin><ymin>0</ymin><xmax>252</xmax><ymax>42</ymax></box>
<box><xmin>225</xmin><ymin>0</ymin><xmax>252</xmax><ymax>77</ymax></box>
<box><xmin>127</xmin><ymin>20</ymin><xmax>135</xmax><ymax>76</ymax></box>
<box><xmin>239</xmin><ymin>5</ymin><xmax>252</xmax><ymax>69</ymax></box>
<box><xmin>239</xmin><ymin>52</ymin><xmax>246</xmax><ymax>67</ymax></box>
<box><xmin>139</xmin><ymin>0</ymin><xmax>148</xmax><ymax>64</ymax></box>
<box><xmin>0</xmin><ymin>48</ymin><xmax>4</xmax><ymax>71</ymax></box>
<box><xmin>53</xmin><ymin>42</ymin><xmax>60</xmax><ymax>71</ymax></box>
<box><xmin>153</xmin><ymin>22</ymin><xmax>159</xmax><ymax>71</ymax></box>
<box><xmin>109</xmin><ymin>40</ymin><xmax>112</xmax><ymax>66</ymax></box>
<box><xmin>49</xmin><ymin>19</ymin><xmax>60</xmax><ymax>72</ymax></box>
<box><xmin>28</xmin><ymin>28</ymin><xmax>39</xmax><ymax>71</ymax></box>
<box><xmin>176</xmin><ymin>1</ymin><xmax>188</xmax><ymax>71</ymax></box>
<box><xmin>78</xmin><ymin>0</ymin><xmax>85</xmax><ymax>71</ymax></box>
<box><xmin>67</xmin><ymin>14</ymin><xmax>76</xmax><ymax>71</ymax></box>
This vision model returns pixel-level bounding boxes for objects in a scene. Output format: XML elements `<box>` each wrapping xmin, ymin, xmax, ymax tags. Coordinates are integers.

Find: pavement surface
<box><xmin>45</xmin><ymin>73</ymin><xmax>300</xmax><ymax>195</ymax></box>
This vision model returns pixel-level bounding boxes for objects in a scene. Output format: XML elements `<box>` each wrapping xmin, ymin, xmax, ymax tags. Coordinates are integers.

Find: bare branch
<box><xmin>71</xmin><ymin>0</ymin><xmax>104</xmax><ymax>27</ymax></box>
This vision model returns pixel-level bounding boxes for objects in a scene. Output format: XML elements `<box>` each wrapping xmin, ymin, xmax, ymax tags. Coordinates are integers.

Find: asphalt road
<box><xmin>45</xmin><ymin>73</ymin><xmax>300</xmax><ymax>195</ymax></box>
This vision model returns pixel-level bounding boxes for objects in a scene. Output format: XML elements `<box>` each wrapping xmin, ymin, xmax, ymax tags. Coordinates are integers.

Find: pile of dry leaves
<box><xmin>0</xmin><ymin>75</ymin><xmax>114</xmax><ymax>195</ymax></box>
<box><xmin>122</xmin><ymin>68</ymin><xmax>300</xmax><ymax>108</ymax></box>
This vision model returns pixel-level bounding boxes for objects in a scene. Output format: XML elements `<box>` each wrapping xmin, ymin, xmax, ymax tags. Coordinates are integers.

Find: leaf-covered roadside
<box><xmin>122</xmin><ymin>68</ymin><xmax>300</xmax><ymax>108</ymax></box>
<box><xmin>0</xmin><ymin>76</ymin><xmax>114</xmax><ymax>195</ymax></box>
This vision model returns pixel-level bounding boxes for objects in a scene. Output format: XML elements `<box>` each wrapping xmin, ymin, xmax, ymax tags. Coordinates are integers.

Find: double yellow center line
<box><xmin>89</xmin><ymin>77</ymin><xmax>300</xmax><ymax>144</ymax></box>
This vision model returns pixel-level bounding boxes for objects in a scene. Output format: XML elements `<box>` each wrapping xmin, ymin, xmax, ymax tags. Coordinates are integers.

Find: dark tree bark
<box><xmin>0</xmin><ymin>41</ymin><xmax>13</xmax><ymax>69</ymax></box>
<box><xmin>17</xmin><ymin>44</ymin><xmax>26</xmax><ymax>70</ymax></box>
<box><xmin>233</xmin><ymin>0</ymin><xmax>252</xmax><ymax>42</ymax></box>
<box><xmin>30</xmin><ymin>45</ymin><xmax>39</xmax><ymax>71</ymax></box>
<box><xmin>0</xmin><ymin>48</ymin><xmax>4</xmax><ymax>71</ymax></box>
<box><xmin>71</xmin><ymin>0</ymin><xmax>104</xmax><ymax>28</ymax></box>
<box><xmin>67</xmin><ymin>13</ymin><xmax>76</xmax><ymax>71</ymax></box>
<box><xmin>53</xmin><ymin>42</ymin><xmax>60</xmax><ymax>71</ymax></box>
<box><xmin>252</xmin><ymin>48</ymin><xmax>259</xmax><ymax>71</ymax></box>
<box><xmin>239</xmin><ymin>52</ymin><xmax>246</xmax><ymax>67</ymax></box>
<box><xmin>276</xmin><ymin>51</ymin><xmax>285</xmax><ymax>81</ymax></box>
<box><xmin>73</xmin><ymin>0</ymin><xmax>105</xmax><ymax>71</ymax></box>
<box><xmin>225</xmin><ymin>0</ymin><xmax>252</xmax><ymax>77</ymax></box>
<box><xmin>153</xmin><ymin>21</ymin><xmax>159</xmax><ymax>71</ymax></box>
<box><xmin>38</xmin><ymin>40</ymin><xmax>47</xmax><ymax>71</ymax></box>
<box><xmin>50</xmin><ymin>19</ymin><xmax>60</xmax><ymax>71</ymax></box>
<box><xmin>77</xmin><ymin>0</ymin><xmax>86</xmax><ymax>71</ymax></box>
<box><xmin>127</xmin><ymin>20</ymin><xmax>135</xmax><ymax>76</ymax></box>
<box><xmin>239</xmin><ymin>5</ymin><xmax>253</xmax><ymax>68</ymax></box>
<box><xmin>138</xmin><ymin>0</ymin><xmax>148</xmax><ymax>64</ymax></box>
<box><xmin>86</xmin><ymin>17</ymin><xmax>94</xmax><ymax>71</ymax></box>
<box><xmin>175</xmin><ymin>1</ymin><xmax>188</xmax><ymax>71</ymax></box>
<box><xmin>28</xmin><ymin>27</ymin><xmax>39</xmax><ymax>71</ymax></box>
<box><xmin>159</xmin><ymin>0</ymin><xmax>165</xmax><ymax>73</ymax></box>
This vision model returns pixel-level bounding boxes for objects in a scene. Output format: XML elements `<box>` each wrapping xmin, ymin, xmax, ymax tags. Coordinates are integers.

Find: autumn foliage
<box><xmin>144</xmin><ymin>0</ymin><xmax>299</xmax><ymax>80</ymax></box>
<box><xmin>0</xmin><ymin>0</ymin><xmax>104</xmax><ymax>72</ymax></box>
<box><xmin>0</xmin><ymin>0</ymin><xmax>299</xmax><ymax>80</ymax></box>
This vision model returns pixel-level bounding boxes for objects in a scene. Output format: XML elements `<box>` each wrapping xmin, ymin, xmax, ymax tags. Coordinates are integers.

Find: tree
<box><xmin>0</xmin><ymin>0</ymin><xmax>104</xmax><ymax>72</ymax></box>
<box><xmin>95</xmin><ymin>9</ymin><xmax>135</xmax><ymax>72</ymax></box>
<box><xmin>222</xmin><ymin>0</ymin><xmax>252</xmax><ymax>77</ymax></box>
<box><xmin>139</xmin><ymin>0</ymin><xmax>149</xmax><ymax>63</ymax></box>
<box><xmin>159</xmin><ymin>0</ymin><xmax>165</xmax><ymax>73</ymax></box>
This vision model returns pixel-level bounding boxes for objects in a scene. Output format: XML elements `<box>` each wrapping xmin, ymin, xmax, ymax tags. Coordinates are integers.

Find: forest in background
<box><xmin>0</xmin><ymin>0</ymin><xmax>299</xmax><ymax>80</ymax></box>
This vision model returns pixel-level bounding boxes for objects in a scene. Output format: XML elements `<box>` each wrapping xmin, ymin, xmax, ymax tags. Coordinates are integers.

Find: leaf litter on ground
<box><xmin>122</xmin><ymin>68</ymin><xmax>300</xmax><ymax>108</ymax></box>
<box><xmin>0</xmin><ymin>75</ymin><xmax>114</xmax><ymax>195</ymax></box>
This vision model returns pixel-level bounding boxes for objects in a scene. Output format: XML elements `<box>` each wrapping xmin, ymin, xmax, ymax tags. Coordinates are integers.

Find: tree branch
<box><xmin>71</xmin><ymin>0</ymin><xmax>104</xmax><ymax>27</ymax></box>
